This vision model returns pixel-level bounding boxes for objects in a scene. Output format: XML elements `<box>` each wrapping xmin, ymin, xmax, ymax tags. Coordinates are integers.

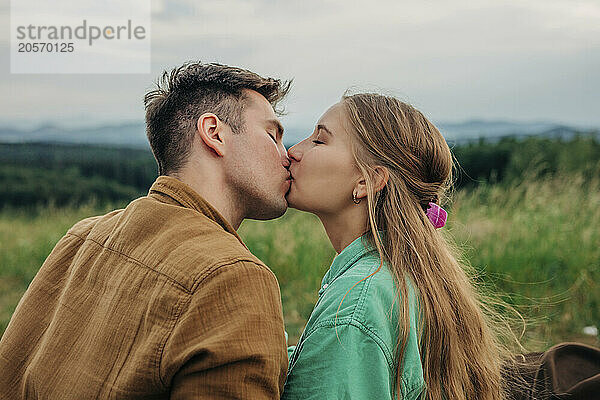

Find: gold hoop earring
<box><xmin>353</xmin><ymin>192</ymin><xmax>361</xmax><ymax>204</ymax></box>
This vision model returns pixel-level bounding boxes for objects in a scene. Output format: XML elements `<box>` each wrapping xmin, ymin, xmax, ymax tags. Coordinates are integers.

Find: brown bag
<box><xmin>503</xmin><ymin>342</ymin><xmax>600</xmax><ymax>400</ymax></box>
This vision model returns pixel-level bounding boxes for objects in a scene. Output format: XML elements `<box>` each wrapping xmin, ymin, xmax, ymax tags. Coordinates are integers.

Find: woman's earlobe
<box><xmin>354</xmin><ymin>179</ymin><xmax>368</xmax><ymax>201</ymax></box>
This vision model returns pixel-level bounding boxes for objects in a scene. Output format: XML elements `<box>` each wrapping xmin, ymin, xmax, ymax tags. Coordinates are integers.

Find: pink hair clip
<box><xmin>426</xmin><ymin>202</ymin><xmax>447</xmax><ymax>229</ymax></box>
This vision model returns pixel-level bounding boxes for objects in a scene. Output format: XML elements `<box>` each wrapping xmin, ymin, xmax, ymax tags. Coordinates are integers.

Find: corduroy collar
<box><xmin>148</xmin><ymin>175</ymin><xmax>245</xmax><ymax>247</ymax></box>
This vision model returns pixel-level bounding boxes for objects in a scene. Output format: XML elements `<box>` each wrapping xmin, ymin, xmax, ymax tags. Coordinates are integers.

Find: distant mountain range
<box><xmin>436</xmin><ymin>120</ymin><xmax>597</xmax><ymax>144</ymax></box>
<box><xmin>0</xmin><ymin>123</ymin><xmax>149</xmax><ymax>149</ymax></box>
<box><xmin>0</xmin><ymin>120</ymin><xmax>597</xmax><ymax>149</ymax></box>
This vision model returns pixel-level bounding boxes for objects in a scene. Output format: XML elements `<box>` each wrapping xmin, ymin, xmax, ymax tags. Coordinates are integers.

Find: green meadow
<box><xmin>1</xmin><ymin>169</ymin><xmax>598</xmax><ymax>350</ymax></box>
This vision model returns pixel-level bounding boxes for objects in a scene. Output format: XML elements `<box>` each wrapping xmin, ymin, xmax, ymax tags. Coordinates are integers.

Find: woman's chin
<box><xmin>286</xmin><ymin>199</ymin><xmax>318</xmax><ymax>214</ymax></box>
<box><xmin>285</xmin><ymin>192</ymin><xmax>300</xmax><ymax>210</ymax></box>
<box><xmin>285</xmin><ymin>188</ymin><xmax>307</xmax><ymax>212</ymax></box>
<box><xmin>286</xmin><ymin>184</ymin><xmax>323</xmax><ymax>214</ymax></box>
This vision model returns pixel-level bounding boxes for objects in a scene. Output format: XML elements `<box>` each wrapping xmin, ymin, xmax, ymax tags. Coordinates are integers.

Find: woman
<box><xmin>282</xmin><ymin>93</ymin><xmax>516</xmax><ymax>399</ymax></box>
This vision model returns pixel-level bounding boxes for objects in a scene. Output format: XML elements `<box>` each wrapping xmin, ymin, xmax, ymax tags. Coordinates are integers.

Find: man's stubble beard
<box><xmin>230</xmin><ymin>172</ymin><xmax>288</xmax><ymax>221</ymax></box>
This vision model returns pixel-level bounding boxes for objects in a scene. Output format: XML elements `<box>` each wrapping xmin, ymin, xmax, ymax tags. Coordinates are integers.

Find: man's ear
<box><xmin>196</xmin><ymin>113</ymin><xmax>227</xmax><ymax>157</ymax></box>
<box><xmin>353</xmin><ymin>166</ymin><xmax>390</xmax><ymax>200</ymax></box>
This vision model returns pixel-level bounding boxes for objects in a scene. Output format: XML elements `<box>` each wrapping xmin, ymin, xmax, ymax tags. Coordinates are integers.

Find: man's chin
<box><xmin>248</xmin><ymin>198</ymin><xmax>288</xmax><ymax>221</ymax></box>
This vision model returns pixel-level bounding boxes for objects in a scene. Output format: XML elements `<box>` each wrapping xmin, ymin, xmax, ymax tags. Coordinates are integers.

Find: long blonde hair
<box><xmin>341</xmin><ymin>93</ymin><xmax>526</xmax><ymax>399</ymax></box>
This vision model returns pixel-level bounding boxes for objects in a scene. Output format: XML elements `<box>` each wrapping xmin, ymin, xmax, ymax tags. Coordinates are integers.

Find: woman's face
<box><xmin>287</xmin><ymin>102</ymin><xmax>362</xmax><ymax>214</ymax></box>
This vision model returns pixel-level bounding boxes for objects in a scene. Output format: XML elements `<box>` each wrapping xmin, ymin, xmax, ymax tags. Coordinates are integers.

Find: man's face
<box><xmin>225</xmin><ymin>89</ymin><xmax>291</xmax><ymax>220</ymax></box>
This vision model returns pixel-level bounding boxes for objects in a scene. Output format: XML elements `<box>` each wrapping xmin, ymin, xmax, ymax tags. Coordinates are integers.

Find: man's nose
<box><xmin>281</xmin><ymin>149</ymin><xmax>291</xmax><ymax>168</ymax></box>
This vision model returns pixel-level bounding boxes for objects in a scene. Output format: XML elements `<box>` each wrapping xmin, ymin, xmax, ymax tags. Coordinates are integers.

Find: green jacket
<box><xmin>283</xmin><ymin>234</ymin><xmax>425</xmax><ymax>399</ymax></box>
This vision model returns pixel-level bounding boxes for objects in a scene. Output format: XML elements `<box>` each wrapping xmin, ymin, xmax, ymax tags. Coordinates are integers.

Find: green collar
<box><xmin>320</xmin><ymin>233</ymin><xmax>379</xmax><ymax>291</ymax></box>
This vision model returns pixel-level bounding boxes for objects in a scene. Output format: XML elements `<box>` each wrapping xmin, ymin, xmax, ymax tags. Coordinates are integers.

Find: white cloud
<box><xmin>1</xmin><ymin>0</ymin><xmax>599</xmax><ymax>131</ymax></box>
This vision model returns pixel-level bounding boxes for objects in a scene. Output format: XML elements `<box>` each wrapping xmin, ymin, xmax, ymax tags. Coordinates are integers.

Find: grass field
<box><xmin>1</xmin><ymin>171</ymin><xmax>598</xmax><ymax>351</ymax></box>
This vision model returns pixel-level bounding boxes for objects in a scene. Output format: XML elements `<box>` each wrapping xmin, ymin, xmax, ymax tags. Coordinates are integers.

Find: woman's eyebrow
<box><xmin>317</xmin><ymin>124</ymin><xmax>333</xmax><ymax>136</ymax></box>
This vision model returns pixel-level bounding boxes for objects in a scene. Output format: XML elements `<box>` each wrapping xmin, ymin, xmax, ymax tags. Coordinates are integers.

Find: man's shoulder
<box><xmin>65</xmin><ymin>196</ymin><xmax>270</xmax><ymax>292</ymax></box>
<box><xmin>131</xmin><ymin>196</ymin><xmax>270</xmax><ymax>288</ymax></box>
<box><xmin>66</xmin><ymin>208</ymin><xmax>125</xmax><ymax>239</ymax></box>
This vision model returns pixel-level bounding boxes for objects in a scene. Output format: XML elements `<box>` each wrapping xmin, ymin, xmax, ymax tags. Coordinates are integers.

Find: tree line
<box><xmin>1</xmin><ymin>134</ymin><xmax>599</xmax><ymax>209</ymax></box>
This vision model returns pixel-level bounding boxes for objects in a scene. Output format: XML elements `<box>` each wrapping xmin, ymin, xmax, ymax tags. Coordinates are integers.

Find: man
<box><xmin>0</xmin><ymin>62</ymin><xmax>292</xmax><ymax>399</ymax></box>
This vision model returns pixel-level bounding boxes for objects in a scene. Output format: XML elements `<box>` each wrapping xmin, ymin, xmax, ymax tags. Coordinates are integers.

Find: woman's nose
<box><xmin>287</xmin><ymin>143</ymin><xmax>302</xmax><ymax>162</ymax></box>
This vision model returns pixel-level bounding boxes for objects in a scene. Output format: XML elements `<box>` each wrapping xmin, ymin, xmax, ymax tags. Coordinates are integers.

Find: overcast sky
<box><xmin>1</xmin><ymin>0</ymin><xmax>599</xmax><ymax>139</ymax></box>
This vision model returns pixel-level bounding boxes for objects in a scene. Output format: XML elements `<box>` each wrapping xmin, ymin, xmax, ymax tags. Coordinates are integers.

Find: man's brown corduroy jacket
<box><xmin>0</xmin><ymin>176</ymin><xmax>288</xmax><ymax>399</ymax></box>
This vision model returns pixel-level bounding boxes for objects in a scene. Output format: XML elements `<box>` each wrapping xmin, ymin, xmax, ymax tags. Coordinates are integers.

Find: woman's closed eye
<box><xmin>311</xmin><ymin>128</ymin><xmax>325</xmax><ymax>145</ymax></box>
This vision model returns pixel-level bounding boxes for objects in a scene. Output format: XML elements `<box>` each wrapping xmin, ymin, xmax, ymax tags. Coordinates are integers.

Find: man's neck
<box><xmin>171</xmin><ymin>171</ymin><xmax>244</xmax><ymax>231</ymax></box>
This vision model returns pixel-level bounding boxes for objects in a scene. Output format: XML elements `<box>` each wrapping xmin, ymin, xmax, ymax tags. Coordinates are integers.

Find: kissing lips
<box><xmin>285</xmin><ymin>173</ymin><xmax>294</xmax><ymax>195</ymax></box>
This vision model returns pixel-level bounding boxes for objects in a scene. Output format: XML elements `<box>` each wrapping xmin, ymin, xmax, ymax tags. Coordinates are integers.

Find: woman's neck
<box><xmin>318</xmin><ymin>204</ymin><xmax>369</xmax><ymax>254</ymax></box>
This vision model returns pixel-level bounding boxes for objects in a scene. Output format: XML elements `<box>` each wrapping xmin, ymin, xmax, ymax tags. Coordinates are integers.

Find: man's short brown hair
<box><xmin>144</xmin><ymin>62</ymin><xmax>291</xmax><ymax>176</ymax></box>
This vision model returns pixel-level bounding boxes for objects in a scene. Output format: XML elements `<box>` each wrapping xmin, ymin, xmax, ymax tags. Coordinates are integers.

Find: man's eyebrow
<box><xmin>317</xmin><ymin>124</ymin><xmax>333</xmax><ymax>136</ymax></box>
<box><xmin>267</xmin><ymin>119</ymin><xmax>284</xmax><ymax>138</ymax></box>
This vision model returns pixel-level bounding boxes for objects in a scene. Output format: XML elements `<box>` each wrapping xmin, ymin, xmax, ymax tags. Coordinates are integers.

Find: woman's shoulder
<box><xmin>307</xmin><ymin>252</ymin><xmax>384</xmax><ymax>322</ymax></box>
<box><xmin>310</xmin><ymin>254</ymin><xmax>419</xmax><ymax>342</ymax></box>
<box><xmin>351</xmin><ymin>257</ymin><xmax>421</xmax><ymax>344</ymax></box>
<box><xmin>292</xmin><ymin>254</ymin><xmax>424</xmax><ymax>396</ymax></box>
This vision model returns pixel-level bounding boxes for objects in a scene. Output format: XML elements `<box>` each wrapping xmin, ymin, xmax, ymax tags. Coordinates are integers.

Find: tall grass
<box><xmin>447</xmin><ymin>170</ymin><xmax>600</xmax><ymax>348</ymax></box>
<box><xmin>1</xmin><ymin>172</ymin><xmax>598</xmax><ymax>349</ymax></box>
